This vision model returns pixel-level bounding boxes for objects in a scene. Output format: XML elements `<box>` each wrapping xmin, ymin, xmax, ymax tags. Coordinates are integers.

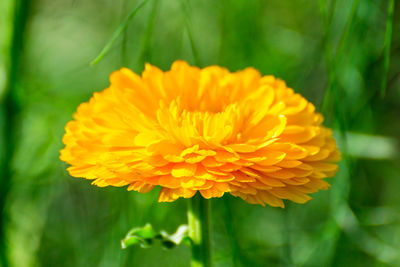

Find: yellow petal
<box><xmin>171</xmin><ymin>163</ymin><xmax>197</xmax><ymax>177</ymax></box>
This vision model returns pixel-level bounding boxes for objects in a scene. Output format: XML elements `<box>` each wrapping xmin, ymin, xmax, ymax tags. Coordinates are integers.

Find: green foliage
<box><xmin>121</xmin><ymin>224</ymin><xmax>190</xmax><ymax>249</ymax></box>
<box><xmin>381</xmin><ymin>0</ymin><xmax>395</xmax><ymax>97</ymax></box>
<box><xmin>90</xmin><ymin>0</ymin><xmax>149</xmax><ymax>66</ymax></box>
<box><xmin>1</xmin><ymin>0</ymin><xmax>399</xmax><ymax>266</ymax></box>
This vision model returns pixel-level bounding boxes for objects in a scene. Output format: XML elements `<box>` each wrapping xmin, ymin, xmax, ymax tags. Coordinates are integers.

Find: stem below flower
<box><xmin>187</xmin><ymin>194</ymin><xmax>212</xmax><ymax>267</ymax></box>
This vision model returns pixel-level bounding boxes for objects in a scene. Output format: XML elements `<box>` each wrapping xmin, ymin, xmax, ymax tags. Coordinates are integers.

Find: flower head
<box><xmin>60</xmin><ymin>60</ymin><xmax>340</xmax><ymax>207</ymax></box>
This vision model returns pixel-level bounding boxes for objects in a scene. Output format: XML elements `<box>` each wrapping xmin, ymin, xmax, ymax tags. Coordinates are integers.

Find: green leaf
<box><xmin>121</xmin><ymin>224</ymin><xmax>190</xmax><ymax>250</ymax></box>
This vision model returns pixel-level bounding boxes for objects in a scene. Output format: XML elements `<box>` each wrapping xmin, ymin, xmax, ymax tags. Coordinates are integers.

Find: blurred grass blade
<box><xmin>334</xmin><ymin>204</ymin><xmax>400</xmax><ymax>264</ymax></box>
<box><xmin>339</xmin><ymin>131</ymin><xmax>399</xmax><ymax>160</ymax></box>
<box><xmin>180</xmin><ymin>0</ymin><xmax>202</xmax><ymax>67</ymax></box>
<box><xmin>319</xmin><ymin>0</ymin><xmax>336</xmax><ymax>115</ymax></box>
<box><xmin>90</xmin><ymin>0</ymin><xmax>149</xmax><ymax>66</ymax></box>
<box><xmin>119</xmin><ymin>0</ymin><xmax>129</xmax><ymax>66</ymax></box>
<box><xmin>0</xmin><ymin>0</ymin><xmax>31</xmax><ymax>266</ymax></box>
<box><xmin>335</xmin><ymin>0</ymin><xmax>360</xmax><ymax>57</ymax></box>
<box><xmin>138</xmin><ymin>0</ymin><xmax>159</xmax><ymax>66</ymax></box>
<box><xmin>380</xmin><ymin>0</ymin><xmax>395</xmax><ymax>97</ymax></box>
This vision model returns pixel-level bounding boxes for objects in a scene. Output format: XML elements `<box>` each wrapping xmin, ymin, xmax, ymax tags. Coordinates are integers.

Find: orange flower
<box><xmin>60</xmin><ymin>61</ymin><xmax>341</xmax><ymax>207</ymax></box>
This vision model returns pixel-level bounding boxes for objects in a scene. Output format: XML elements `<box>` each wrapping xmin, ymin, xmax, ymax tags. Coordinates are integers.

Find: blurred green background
<box><xmin>1</xmin><ymin>0</ymin><xmax>400</xmax><ymax>266</ymax></box>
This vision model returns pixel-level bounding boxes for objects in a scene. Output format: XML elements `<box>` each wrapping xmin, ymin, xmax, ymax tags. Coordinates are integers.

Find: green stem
<box><xmin>187</xmin><ymin>194</ymin><xmax>212</xmax><ymax>267</ymax></box>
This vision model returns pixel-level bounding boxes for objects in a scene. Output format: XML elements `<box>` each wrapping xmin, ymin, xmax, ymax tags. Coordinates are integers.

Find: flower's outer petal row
<box><xmin>60</xmin><ymin>60</ymin><xmax>341</xmax><ymax>207</ymax></box>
